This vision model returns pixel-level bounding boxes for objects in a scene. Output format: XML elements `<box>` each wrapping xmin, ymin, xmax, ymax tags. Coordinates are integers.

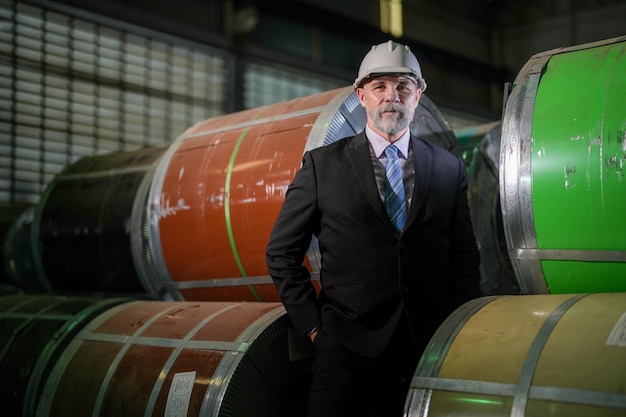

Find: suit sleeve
<box><xmin>448</xmin><ymin>155</ymin><xmax>484</xmax><ymax>304</ymax></box>
<box><xmin>266</xmin><ymin>151</ymin><xmax>321</xmax><ymax>338</ymax></box>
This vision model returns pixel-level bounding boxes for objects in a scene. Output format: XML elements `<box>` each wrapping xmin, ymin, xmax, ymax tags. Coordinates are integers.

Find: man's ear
<box><xmin>356</xmin><ymin>88</ymin><xmax>366</xmax><ymax>107</ymax></box>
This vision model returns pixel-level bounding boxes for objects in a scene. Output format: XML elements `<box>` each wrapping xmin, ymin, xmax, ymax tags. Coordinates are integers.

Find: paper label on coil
<box><xmin>164</xmin><ymin>371</ymin><xmax>196</xmax><ymax>417</ymax></box>
<box><xmin>606</xmin><ymin>312</ymin><xmax>626</xmax><ymax>347</ymax></box>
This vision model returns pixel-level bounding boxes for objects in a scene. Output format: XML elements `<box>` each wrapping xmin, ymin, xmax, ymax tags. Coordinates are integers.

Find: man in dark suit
<box><xmin>266</xmin><ymin>40</ymin><xmax>482</xmax><ymax>417</ymax></box>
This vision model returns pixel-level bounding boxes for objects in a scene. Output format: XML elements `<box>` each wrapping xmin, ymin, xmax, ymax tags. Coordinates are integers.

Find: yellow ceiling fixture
<box><xmin>380</xmin><ymin>0</ymin><xmax>403</xmax><ymax>38</ymax></box>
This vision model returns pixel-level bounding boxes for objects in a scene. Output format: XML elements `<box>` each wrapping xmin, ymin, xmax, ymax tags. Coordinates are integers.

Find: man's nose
<box><xmin>385</xmin><ymin>88</ymin><xmax>400</xmax><ymax>102</ymax></box>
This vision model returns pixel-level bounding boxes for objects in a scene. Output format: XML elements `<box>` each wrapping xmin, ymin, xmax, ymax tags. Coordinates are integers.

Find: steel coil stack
<box><xmin>2</xmin><ymin>36</ymin><xmax>626</xmax><ymax>416</ymax></box>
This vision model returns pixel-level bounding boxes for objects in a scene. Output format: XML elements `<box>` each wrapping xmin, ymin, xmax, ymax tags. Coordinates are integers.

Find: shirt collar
<box><xmin>366</xmin><ymin>125</ymin><xmax>411</xmax><ymax>159</ymax></box>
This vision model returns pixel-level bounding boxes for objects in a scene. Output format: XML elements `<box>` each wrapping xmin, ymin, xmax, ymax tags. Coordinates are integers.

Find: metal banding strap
<box><xmin>511</xmin><ymin>61</ymin><xmax>546</xmax><ymax>294</ymax></box>
<box><xmin>409</xmin><ymin>377</ymin><xmax>626</xmax><ymax>410</ymax></box>
<box><xmin>499</xmin><ymin>55</ymin><xmax>551</xmax><ymax>295</ymax></box>
<box><xmin>510</xmin><ymin>293</ymin><xmax>589</xmax><ymax>417</ymax></box>
<box><xmin>530</xmin><ymin>385</ymin><xmax>626</xmax><ymax>410</ymax></box>
<box><xmin>510</xmin><ymin>248</ymin><xmax>626</xmax><ymax>262</ymax></box>
<box><xmin>81</xmin><ymin>332</ymin><xmax>249</xmax><ymax>352</ymax></box>
<box><xmin>411</xmin><ymin>377</ymin><xmax>517</xmax><ymax>399</ymax></box>
<box><xmin>200</xmin><ymin>349</ymin><xmax>241</xmax><ymax>417</ymax></box>
<box><xmin>179</xmin><ymin>105</ymin><xmax>331</xmax><ymax>142</ymax></box>
<box><xmin>223</xmin><ymin>108</ymin><xmax>273</xmax><ymax>302</ymax></box>
<box><xmin>172</xmin><ymin>272</ymin><xmax>321</xmax><ymax>290</ymax></box>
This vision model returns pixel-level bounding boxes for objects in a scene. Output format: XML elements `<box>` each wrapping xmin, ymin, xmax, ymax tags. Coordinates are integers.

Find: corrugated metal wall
<box><xmin>0</xmin><ymin>0</ymin><xmax>344</xmax><ymax>205</ymax></box>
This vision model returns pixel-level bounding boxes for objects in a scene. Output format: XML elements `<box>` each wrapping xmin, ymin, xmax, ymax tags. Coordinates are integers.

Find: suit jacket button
<box><xmin>398</xmin><ymin>240</ymin><xmax>406</xmax><ymax>249</ymax></box>
<box><xmin>401</xmin><ymin>285</ymin><xmax>408</xmax><ymax>293</ymax></box>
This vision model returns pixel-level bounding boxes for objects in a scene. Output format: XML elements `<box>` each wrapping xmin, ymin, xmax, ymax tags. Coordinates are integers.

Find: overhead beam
<box><xmin>254</xmin><ymin>0</ymin><xmax>511</xmax><ymax>84</ymax></box>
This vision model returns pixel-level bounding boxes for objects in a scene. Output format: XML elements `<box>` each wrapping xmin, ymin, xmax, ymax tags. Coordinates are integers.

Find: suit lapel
<box><xmin>346</xmin><ymin>132</ymin><xmax>433</xmax><ymax>232</ymax></box>
<box><xmin>406</xmin><ymin>137</ymin><xmax>432</xmax><ymax>228</ymax></box>
<box><xmin>346</xmin><ymin>132</ymin><xmax>390</xmax><ymax>224</ymax></box>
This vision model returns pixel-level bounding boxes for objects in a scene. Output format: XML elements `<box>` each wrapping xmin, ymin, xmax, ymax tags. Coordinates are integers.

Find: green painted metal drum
<box><xmin>500</xmin><ymin>36</ymin><xmax>626</xmax><ymax>294</ymax></box>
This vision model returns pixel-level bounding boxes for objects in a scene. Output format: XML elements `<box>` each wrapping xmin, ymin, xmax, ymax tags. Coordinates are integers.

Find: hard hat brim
<box><xmin>353</xmin><ymin>68</ymin><xmax>426</xmax><ymax>91</ymax></box>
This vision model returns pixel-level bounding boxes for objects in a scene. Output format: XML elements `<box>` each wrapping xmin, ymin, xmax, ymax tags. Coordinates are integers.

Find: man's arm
<box><xmin>266</xmin><ymin>152</ymin><xmax>322</xmax><ymax>339</ymax></box>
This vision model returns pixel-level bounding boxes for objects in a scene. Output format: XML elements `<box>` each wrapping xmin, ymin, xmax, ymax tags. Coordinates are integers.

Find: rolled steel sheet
<box><xmin>406</xmin><ymin>292</ymin><xmax>626</xmax><ymax>417</ymax></box>
<box><xmin>0</xmin><ymin>203</ymin><xmax>33</xmax><ymax>285</ymax></box>
<box><xmin>30</xmin><ymin>146</ymin><xmax>169</xmax><ymax>298</ymax></box>
<box><xmin>4</xmin><ymin>87</ymin><xmax>457</xmax><ymax>301</ymax></box>
<box><xmin>500</xmin><ymin>36</ymin><xmax>626</xmax><ymax>294</ymax></box>
<box><xmin>455</xmin><ymin>120</ymin><xmax>500</xmax><ymax>168</ymax></box>
<box><xmin>36</xmin><ymin>300</ymin><xmax>312</xmax><ymax>417</ymax></box>
<box><xmin>464</xmin><ymin>123</ymin><xmax>518</xmax><ymax>295</ymax></box>
<box><xmin>0</xmin><ymin>294</ymin><xmax>128</xmax><ymax>417</ymax></box>
<box><xmin>148</xmin><ymin>86</ymin><xmax>458</xmax><ymax>301</ymax></box>
<box><xmin>3</xmin><ymin>207</ymin><xmax>45</xmax><ymax>292</ymax></box>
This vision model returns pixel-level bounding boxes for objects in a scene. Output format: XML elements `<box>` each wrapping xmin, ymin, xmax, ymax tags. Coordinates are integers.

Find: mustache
<box><xmin>378</xmin><ymin>102</ymin><xmax>406</xmax><ymax>115</ymax></box>
<box><xmin>371</xmin><ymin>102</ymin><xmax>412</xmax><ymax>136</ymax></box>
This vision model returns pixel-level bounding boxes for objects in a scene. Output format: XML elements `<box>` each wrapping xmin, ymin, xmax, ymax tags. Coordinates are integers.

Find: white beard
<box><xmin>370</xmin><ymin>103</ymin><xmax>411</xmax><ymax>136</ymax></box>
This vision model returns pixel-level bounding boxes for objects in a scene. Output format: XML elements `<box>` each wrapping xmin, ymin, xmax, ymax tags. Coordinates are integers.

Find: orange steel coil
<box><xmin>146</xmin><ymin>87</ymin><xmax>458</xmax><ymax>301</ymax></box>
<box><xmin>34</xmin><ymin>298</ymin><xmax>312</xmax><ymax>417</ymax></box>
<box><xmin>2</xmin><ymin>87</ymin><xmax>457</xmax><ymax>302</ymax></box>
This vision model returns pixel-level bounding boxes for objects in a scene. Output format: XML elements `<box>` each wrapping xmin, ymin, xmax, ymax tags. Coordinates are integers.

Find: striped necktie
<box><xmin>384</xmin><ymin>144</ymin><xmax>408</xmax><ymax>232</ymax></box>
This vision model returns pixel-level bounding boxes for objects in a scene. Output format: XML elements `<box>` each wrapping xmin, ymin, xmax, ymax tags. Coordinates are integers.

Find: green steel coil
<box><xmin>500</xmin><ymin>36</ymin><xmax>626</xmax><ymax>294</ymax></box>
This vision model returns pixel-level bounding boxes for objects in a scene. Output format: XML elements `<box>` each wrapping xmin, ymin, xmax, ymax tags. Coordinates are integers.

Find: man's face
<box><xmin>356</xmin><ymin>75</ymin><xmax>421</xmax><ymax>138</ymax></box>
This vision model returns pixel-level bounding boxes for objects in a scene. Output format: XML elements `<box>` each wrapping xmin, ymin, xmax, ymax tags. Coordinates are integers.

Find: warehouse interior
<box><xmin>1</xmin><ymin>1</ymin><xmax>625</xmax><ymax>416</ymax></box>
<box><xmin>1</xmin><ymin>0</ymin><xmax>625</xmax><ymax>206</ymax></box>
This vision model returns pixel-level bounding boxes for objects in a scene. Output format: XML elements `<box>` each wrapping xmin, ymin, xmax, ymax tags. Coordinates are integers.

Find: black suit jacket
<box><xmin>266</xmin><ymin>131</ymin><xmax>482</xmax><ymax>357</ymax></box>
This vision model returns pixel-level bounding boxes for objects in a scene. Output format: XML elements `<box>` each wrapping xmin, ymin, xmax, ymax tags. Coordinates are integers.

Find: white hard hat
<box><xmin>353</xmin><ymin>40</ymin><xmax>427</xmax><ymax>92</ymax></box>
